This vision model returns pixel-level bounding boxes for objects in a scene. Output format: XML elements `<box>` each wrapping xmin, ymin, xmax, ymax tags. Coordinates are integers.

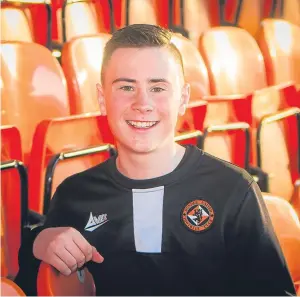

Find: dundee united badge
<box><xmin>181</xmin><ymin>200</ymin><xmax>215</xmax><ymax>232</ymax></box>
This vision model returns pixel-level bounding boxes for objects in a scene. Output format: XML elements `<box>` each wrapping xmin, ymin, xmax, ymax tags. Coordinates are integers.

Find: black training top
<box><xmin>44</xmin><ymin>145</ymin><xmax>296</xmax><ymax>296</ymax></box>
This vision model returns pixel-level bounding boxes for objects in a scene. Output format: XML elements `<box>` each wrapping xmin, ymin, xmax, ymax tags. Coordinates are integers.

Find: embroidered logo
<box><xmin>181</xmin><ymin>200</ymin><xmax>214</xmax><ymax>232</ymax></box>
<box><xmin>84</xmin><ymin>212</ymin><xmax>109</xmax><ymax>232</ymax></box>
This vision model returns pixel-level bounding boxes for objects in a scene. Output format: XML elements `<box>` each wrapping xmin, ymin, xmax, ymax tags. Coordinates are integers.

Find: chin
<box><xmin>118</xmin><ymin>138</ymin><xmax>159</xmax><ymax>154</ymax></box>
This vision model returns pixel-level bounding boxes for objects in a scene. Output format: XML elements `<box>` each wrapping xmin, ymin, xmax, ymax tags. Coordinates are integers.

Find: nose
<box><xmin>131</xmin><ymin>89</ymin><xmax>153</xmax><ymax>113</ymax></box>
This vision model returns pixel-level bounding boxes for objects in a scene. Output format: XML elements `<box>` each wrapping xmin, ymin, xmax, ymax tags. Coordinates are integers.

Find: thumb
<box><xmin>91</xmin><ymin>246</ymin><xmax>104</xmax><ymax>263</ymax></box>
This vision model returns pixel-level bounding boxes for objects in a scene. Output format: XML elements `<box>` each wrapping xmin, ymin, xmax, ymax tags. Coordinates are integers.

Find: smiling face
<box><xmin>98</xmin><ymin>46</ymin><xmax>190</xmax><ymax>154</ymax></box>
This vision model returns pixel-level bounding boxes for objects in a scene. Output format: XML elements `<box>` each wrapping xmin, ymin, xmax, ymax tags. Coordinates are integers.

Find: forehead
<box><xmin>104</xmin><ymin>47</ymin><xmax>182</xmax><ymax>83</ymax></box>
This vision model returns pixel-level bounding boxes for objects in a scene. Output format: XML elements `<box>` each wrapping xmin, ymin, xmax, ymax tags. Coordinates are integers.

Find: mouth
<box><xmin>126</xmin><ymin>120</ymin><xmax>159</xmax><ymax>129</ymax></box>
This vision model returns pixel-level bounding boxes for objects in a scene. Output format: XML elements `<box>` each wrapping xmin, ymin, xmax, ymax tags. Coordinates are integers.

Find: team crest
<box><xmin>181</xmin><ymin>200</ymin><xmax>214</xmax><ymax>232</ymax></box>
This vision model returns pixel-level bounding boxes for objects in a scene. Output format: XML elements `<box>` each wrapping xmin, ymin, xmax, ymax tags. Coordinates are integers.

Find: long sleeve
<box><xmin>226</xmin><ymin>181</ymin><xmax>296</xmax><ymax>296</ymax></box>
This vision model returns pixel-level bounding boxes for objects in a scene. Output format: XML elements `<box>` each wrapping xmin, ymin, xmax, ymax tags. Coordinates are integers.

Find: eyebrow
<box><xmin>112</xmin><ymin>78</ymin><xmax>170</xmax><ymax>84</ymax></box>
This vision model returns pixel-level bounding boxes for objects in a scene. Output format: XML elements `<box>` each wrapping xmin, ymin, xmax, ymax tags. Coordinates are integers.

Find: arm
<box><xmin>226</xmin><ymin>181</ymin><xmax>296</xmax><ymax>296</ymax></box>
<box><xmin>33</xmin><ymin>183</ymin><xmax>103</xmax><ymax>275</ymax></box>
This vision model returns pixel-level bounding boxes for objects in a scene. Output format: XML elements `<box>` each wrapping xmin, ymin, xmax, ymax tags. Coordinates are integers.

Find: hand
<box><xmin>33</xmin><ymin>227</ymin><xmax>104</xmax><ymax>276</ymax></box>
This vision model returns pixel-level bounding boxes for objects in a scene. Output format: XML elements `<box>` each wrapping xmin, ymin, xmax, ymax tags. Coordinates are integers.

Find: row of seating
<box><xmin>1</xmin><ymin>19</ymin><xmax>299</xmax><ymax>209</ymax></box>
<box><xmin>2</xmin><ymin>0</ymin><xmax>300</xmax><ymax>48</ymax></box>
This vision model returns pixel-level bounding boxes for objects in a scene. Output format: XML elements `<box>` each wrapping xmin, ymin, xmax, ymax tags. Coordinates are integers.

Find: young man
<box><xmin>32</xmin><ymin>24</ymin><xmax>295</xmax><ymax>295</ymax></box>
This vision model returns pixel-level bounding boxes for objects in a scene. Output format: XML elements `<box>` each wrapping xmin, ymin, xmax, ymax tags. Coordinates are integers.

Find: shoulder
<box><xmin>55</xmin><ymin>156</ymin><xmax>115</xmax><ymax>194</ymax></box>
<box><xmin>189</xmin><ymin>146</ymin><xmax>254</xmax><ymax>188</ymax></box>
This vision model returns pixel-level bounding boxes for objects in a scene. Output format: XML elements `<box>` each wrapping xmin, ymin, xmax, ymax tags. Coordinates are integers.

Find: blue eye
<box><xmin>120</xmin><ymin>86</ymin><xmax>134</xmax><ymax>91</ymax></box>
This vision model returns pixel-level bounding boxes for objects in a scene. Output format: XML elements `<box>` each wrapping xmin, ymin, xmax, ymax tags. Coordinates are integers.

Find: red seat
<box><xmin>1</xmin><ymin>41</ymin><xmax>70</xmax><ymax>165</ymax></box>
<box><xmin>1</xmin><ymin>125</ymin><xmax>26</xmax><ymax>278</ymax></box>
<box><xmin>62</xmin><ymin>34</ymin><xmax>111</xmax><ymax>114</ymax></box>
<box><xmin>28</xmin><ymin>113</ymin><xmax>114</xmax><ymax>214</ymax></box>
<box><xmin>1</xmin><ymin>278</ymin><xmax>26</xmax><ymax>296</ymax></box>
<box><xmin>37</xmin><ymin>262</ymin><xmax>95</xmax><ymax>296</ymax></box>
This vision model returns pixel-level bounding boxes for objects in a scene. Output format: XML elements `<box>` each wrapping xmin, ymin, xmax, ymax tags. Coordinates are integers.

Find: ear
<box><xmin>96</xmin><ymin>83</ymin><xmax>107</xmax><ymax>116</ymax></box>
<box><xmin>178</xmin><ymin>83</ymin><xmax>190</xmax><ymax>116</ymax></box>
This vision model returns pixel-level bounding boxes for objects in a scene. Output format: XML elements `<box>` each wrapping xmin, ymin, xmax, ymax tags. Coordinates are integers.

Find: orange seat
<box><xmin>37</xmin><ymin>262</ymin><xmax>95</xmax><ymax>296</ymax></box>
<box><xmin>171</xmin><ymin>33</ymin><xmax>210</xmax><ymax>101</ymax></box>
<box><xmin>199</xmin><ymin>26</ymin><xmax>299</xmax><ymax>166</ymax></box>
<box><xmin>1</xmin><ymin>41</ymin><xmax>70</xmax><ymax>164</ymax></box>
<box><xmin>199</xmin><ymin>26</ymin><xmax>268</xmax><ymax>95</ymax></box>
<box><xmin>57</xmin><ymin>0</ymin><xmax>113</xmax><ymax>42</ymax></box>
<box><xmin>62</xmin><ymin>34</ymin><xmax>111</xmax><ymax>114</ymax></box>
<box><xmin>127</xmin><ymin>0</ymin><xmax>158</xmax><ymax>25</ymax></box>
<box><xmin>171</xmin><ymin>0</ymin><xmax>219</xmax><ymax>46</ymax></box>
<box><xmin>28</xmin><ymin>113</ymin><xmax>114</xmax><ymax>214</ymax></box>
<box><xmin>257</xmin><ymin>108</ymin><xmax>300</xmax><ymax>208</ymax></box>
<box><xmin>258</xmin><ymin>19</ymin><xmax>300</xmax><ymax>87</ymax></box>
<box><xmin>282</xmin><ymin>0</ymin><xmax>300</xmax><ymax>26</ymax></box>
<box><xmin>1</xmin><ymin>278</ymin><xmax>26</xmax><ymax>296</ymax></box>
<box><xmin>1</xmin><ymin>6</ymin><xmax>33</xmax><ymax>42</ymax></box>
<box><xmin>263</xmin><ymin>194</ymin><xmax>300</xmax><ymax>287</ymax></box>
<box><xmin>201</xmin><ymin>94</ymin><xmax>253</xmax><ymax>169</ymax></box>
<box><xmin>1</xmin><ymin>126</ymin><xmax>27</xmax><ymax>278</ymax></box>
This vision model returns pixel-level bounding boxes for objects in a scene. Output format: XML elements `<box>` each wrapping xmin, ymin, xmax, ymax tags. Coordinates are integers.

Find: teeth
<box><xmin>127</xmin><ymin>121</ymin><xmax>158</xmax><ymax>128</ymax></box>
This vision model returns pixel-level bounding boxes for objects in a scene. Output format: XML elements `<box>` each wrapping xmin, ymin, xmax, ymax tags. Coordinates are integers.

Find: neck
<box><xmin>116</xmin><ymin>142</ymin><xmax>186</xmax><ymax>180</ymax></box>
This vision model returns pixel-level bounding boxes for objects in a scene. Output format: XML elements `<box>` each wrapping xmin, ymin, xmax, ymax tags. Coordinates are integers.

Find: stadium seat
<box><xmin>257</xmin><ymin>108</ymin><xmax>300</xmax><ymax>207</ymax></box>
<box><xmin>171</xmin><ymin>33</ymin><xmax>210</xmax><ymax>101</ymax></box>
<box><xmin>199</xmin><ymin>26</ymin><xmax>267</xmax><ymax>95</ymax></box>
<box><xmin>37</xmin><ymin>262</ymin><xmax>95</xmax><ymax>296</ymax></box>
<box><xmin>1</xmin><ymin>41</ymin><xmax>70</xmax><ymax>164</ymax></box>
<box><xmin>1</xmin><ymin>126</ymin><xmax>27</xmax><ymax>278</ymax></box>
<box><xmin>57</xmin><ymin>0</ymin><xmax>114</xmax><ymax>42</ymax></box>
<box><xmin>258</xmin><ymin>19</ymin><xmax>300</xmax><ymax>87</ymax></box>
<box><xmin>1</xmin><ymin>278</ymin><xmax>26</xmax><ymax>296</ymax></box>
<box><xmin>62</xmin><ymin>34</ymin><xmax>111</xmax><ymax>114</ymax></box>
<box><xmin>1</xmin><ymin>6</ymin><xmax>33</xmax><ymax>42</ymax></box>
<box><xmin>282</xmin><ymin>0</ymin><xmax>300</xmax><ymax>26</ymax></box>
<box><xmin>176</xmin><ymin>100</ymin><xmax>207</xmax><ymax>133</ymax></box>
<box><xmin>263</xmin><ymin>194</ymin><xmax>300</xmax><ymax>288</ymax></box>
<box><xmin>201</xmin><ymin>94</ymin><xmax>253</xmax><ymax>169</ymax></box>
<box><xmin>28</xmin><ymin>113</ymin><xmax>114</xmax><ymax>214</ymax></box>
<box><xmin>127</xmin><ymin>0</ymin><xmax>158</xmax><ymax>25</ymax></box>
<box><xmin>171</xmin><ymin>0</ymin><xmax>220</xmax><ymax>46</ymax></box>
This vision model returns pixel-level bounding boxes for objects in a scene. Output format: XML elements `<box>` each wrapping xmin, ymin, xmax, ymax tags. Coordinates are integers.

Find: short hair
<box><xmin>101</xmin><ymin>24</ymin><xmax>184</xmax><ymax>83</ymax></box>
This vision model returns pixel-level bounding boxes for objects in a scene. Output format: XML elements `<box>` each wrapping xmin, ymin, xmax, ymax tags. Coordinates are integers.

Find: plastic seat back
<box><xmin>1</xmin><ymin>278</ymin><xmax>25</xmax><ymax>296</ymax></box>
<box><xmin>264</xmin><ymin>194</ymin><xmax>300</xmax><ymax>285</ymax></box>
<box><xmin>128</xmin><ymin>0</ymin><xmax>158</xmax><ymax>25</ymax></box>
<box><xmin>171</xmin><ymin>33</ymin><xmax>210</xmax><ymax>101</ymax></box>
<box><xmin>199</xmin><ymin>26</ymin><xmax>267</xmax><ymax>95</ymax></box>
<box><xmin>1</xmin><ymin>126</ymin><xmax>24</xmax><ymax>278</ymax></box>
<box><xmin>1</xmin><ymin>42</ymin><xmax>70</xmax><ymax>164</ymax></box>
<box><xmin>62</xmin><ymin>34</ymin><xmax>111</xmax><ymax>114</ymax></box>
<box><xmin>1</xmin><ymin>7</ymin><xmax>33</xmax><ymax>42</ymax></box>
<box><xmin>37</xmin><ymin>262</ymin><xmax>95</xmax><ymax>296</ymax></box>
<box><xmin>180</xmin><ymin>0</ymin><xmax>218</xmax><ymax>46</ymax></box>
<box><xmin>257</xmin><ymin>108</ymin><xmax>299</xmax><ymax>202</ymax></box>
<box><xmin>282</xmin><ymin>0</ymin><xmax>300</xmax><ymax>26</ymax></box>
<box><xmin>28</xmin><ymin>113</ymin><xmax>114</xmax><ymax>214</ymax></box>
<box><xmin>202</xmin><ymin>94</ymin><xmax>252</xmax><ymax>167</ymax></box>
<box><xmin>258</xmin><ymin>19</ymin><xmax>300</xmax><ymax>86</ymax></box>
<box><xmin>57</xmin><ymin>1</ymin><xmax>100</xmax><ymax>42</ymax></box>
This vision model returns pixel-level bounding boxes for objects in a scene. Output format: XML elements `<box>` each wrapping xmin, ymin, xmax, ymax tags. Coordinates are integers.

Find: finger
<box><xmin>71</xmin><ymin>232</ymin><xmax>94</xmax><ymax>262</ymax></box>
<box><xmin>55</xmin><ymin>247</ymin><xmax>78</xmax><ymax>272</ymax></box>
<box><xmin>91</xmin><ymin>246</ymin><xmax>104</xmax><ymax>263</ymax></box>
<box><xmin>50</xmin><ymin>255</ymin><xmax>72</xmax><ymax>276</ymax></box>
<box><xmin>65</xmin><ymin>242</ymin><xmax>86</xmax><ymax>268</ymax></box>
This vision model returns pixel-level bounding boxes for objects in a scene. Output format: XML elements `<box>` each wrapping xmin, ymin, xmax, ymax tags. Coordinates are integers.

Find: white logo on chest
<box><xmin>84</xmin><ymin>212</ymin><xmax>109</xmax><ymax>232</ymax></box>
